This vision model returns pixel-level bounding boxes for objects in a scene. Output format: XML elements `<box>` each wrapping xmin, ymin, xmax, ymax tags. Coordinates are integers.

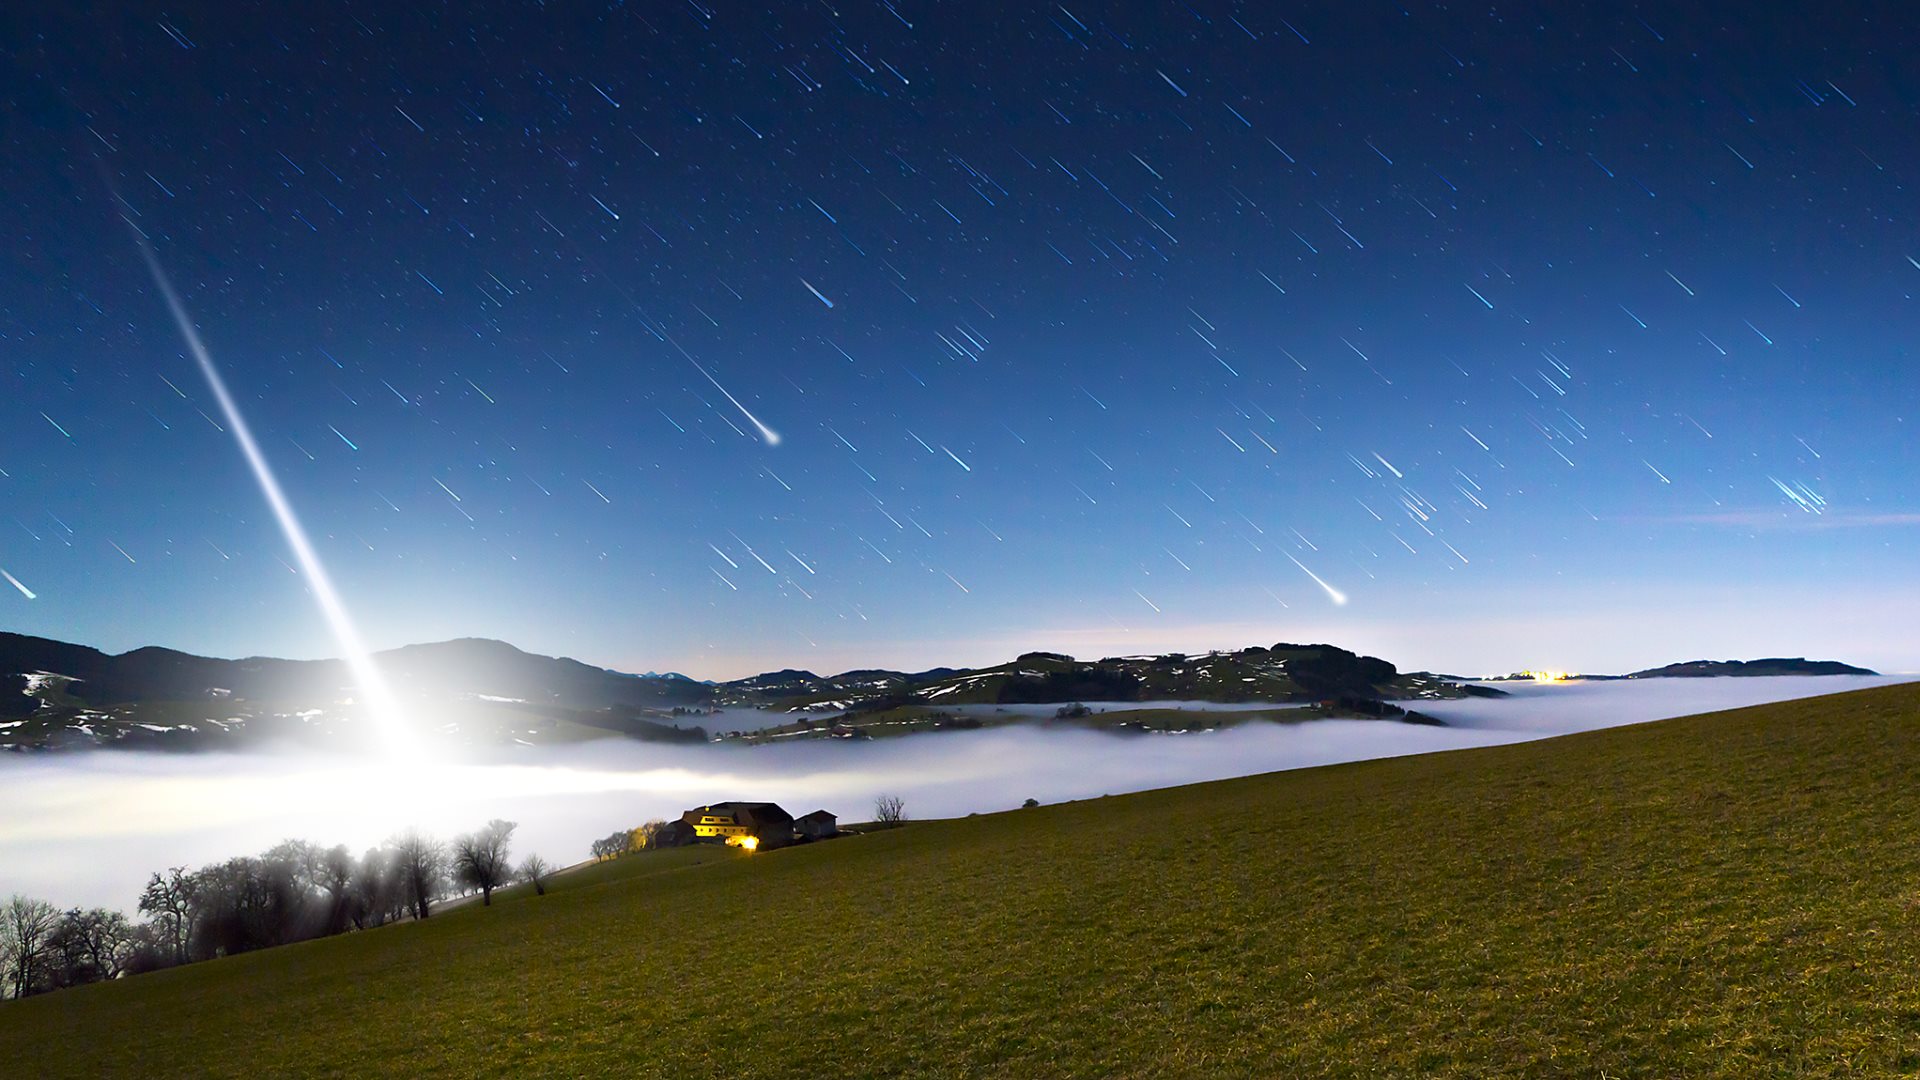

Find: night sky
<box><xmin>3</xmin><ymin>4</ymin><xmax>1916</xmax><ymax>678</ymax></box>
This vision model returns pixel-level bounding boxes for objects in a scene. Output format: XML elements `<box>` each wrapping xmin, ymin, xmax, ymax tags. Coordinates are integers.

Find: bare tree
<box><xmin>518</xmin><ymin>854</ymin><xmax>552</xmax><ymax>896</ymax></box>
<box><xmin>874</xmin><ymin>793</ymin><xmax>907</xmax><ymax>827</ymax></box>
<box><xmin>351</xmin><ymin>847</ymin><xmax>404</xmax><ymax>929</ymax></box>
<box><xmin>137</xmin><ymin>868</ymin><xmax>194</xmax><ymax>966</ymax></box>
<box><xmin>192</xmin><ymin>856</ymin><xmax>279</xmax><ymax>957</ymax></box>
<box><xmin>122</xmin><ymin>921</ymin><xmax>175</xmax><ymax>977</ymax></box>
<box><xmin>451</xmin><ymin>820</ymin><xmax>517</xmax><ymax>906</ymax></box>
<box><xmin>390</xmin><ymin>831</ymin><xmax>447</xmax><ymax>920</ymax></box>
<box><xmin>634</xmin><ymin>819</ymin><xmax>672</xmax><ymax>850</ymax></box>
<box><xmin>48</xmin><ymin>908</ymin><xmax>132</xmax><ymax>988</ymax></box>
<box><xmin>317</xmin><ymin>844</ymin><xmax>356</xmax><ymax>934</ymax></box>
<box><xmin>590</xmin><ymin>829</ymin><xmax>634</xmax><ymax>861</ymax></box>
<box><xmin>2</xmin><ymin>895</ymin><xmax>60</xmax><ymax>998</ymax></box>
<box><xmin>85</xmin><ymin>909</ymin><xmax>134</xmax><ymax>982</ymax></box>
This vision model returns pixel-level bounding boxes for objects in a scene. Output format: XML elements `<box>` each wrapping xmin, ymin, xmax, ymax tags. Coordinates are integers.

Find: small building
<box><xmin>681</xmin><ymin>801</ymin><xmax>796</xmax><ymax>849</ymax></box>
<box><xmin>795</xmin><ymin>809</ymin><xmax>838</xmax><ymax>841</ymax></box>
<box><xmin>655</xmin><ymin>819</ymin><xmax>698</xmax><ymax>848</ymax></box>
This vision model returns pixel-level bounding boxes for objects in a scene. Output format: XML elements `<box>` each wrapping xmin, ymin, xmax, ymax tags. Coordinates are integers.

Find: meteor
<box><xmin>1</xmin><ymin>568</ymin><xmax>33</xmax><ymax>600</ymax></box>
<box><xmin>132</xmin><ymin>231</ymin><xmax>415</xmax><ymax>756</ymax></box>
<box><xmin>664</xmin><ymin>335</ymin><xmax>782</xmax><ymax>446</ymax></box>
<box><xmin>730</xmin><ymin>532</ymin><xmax>779</xmax><ymax>575</ymax></box>
<box><xmin>800</xmin><ymin>277</ymin><xmax>836</xmax><ymax>308</ymax></box>
<box><xmin>1284</xmin><ymin>552</ymin><xmax>1348</xmax><ymax>606</ymax></box>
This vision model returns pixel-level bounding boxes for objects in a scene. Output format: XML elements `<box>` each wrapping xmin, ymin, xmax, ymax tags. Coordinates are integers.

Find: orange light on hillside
<box><xmin>1527</xmin><ymin>669</ymin><xmax>1574</xmax><ymax>684</ymax></box>
<box><xmin>732</xmin><ymin>835</ymin><xmax>760</xmax><ymax>852</ymax></box>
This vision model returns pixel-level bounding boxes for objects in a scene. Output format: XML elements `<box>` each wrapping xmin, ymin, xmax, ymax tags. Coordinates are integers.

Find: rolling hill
<box><xmin>1627</xmin><ymin>657</ymin><xmax>1879</xmax><ymax>678</ymax></box>
<box><xmin>0</xmin><ymin>633</ymin><xmax>1485</xmax><ymax>752</ymax></box>
<box><xmin>4</xmin><ymin>682</ymin><xmax>1918</xmax><ymax>1076</ymax></box>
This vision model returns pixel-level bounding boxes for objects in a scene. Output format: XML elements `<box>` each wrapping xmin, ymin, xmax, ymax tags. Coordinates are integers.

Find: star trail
<box><xmin>2</xmin><ymin>3</ymin><xmax>1915</xmax><ymax>676</ymax></box>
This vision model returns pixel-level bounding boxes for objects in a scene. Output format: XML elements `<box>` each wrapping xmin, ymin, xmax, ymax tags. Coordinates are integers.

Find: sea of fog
<box><xmin>706</xmin><ymin>698</ymin><xmax>1315</xmax><ymax>734</ymax></box>
<box><xmin>0</xmin><ymin>674</ymin><xmax>1909</xmax><ymax>911</ymax></box>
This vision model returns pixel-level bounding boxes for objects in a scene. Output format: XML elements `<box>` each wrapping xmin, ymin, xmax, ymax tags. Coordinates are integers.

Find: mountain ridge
<box><xmin>0</xmin><ymin>632</ymin><xmax>1482</xmax><ymax>751</ymax></box>
<box><xmin>0</xmin><ymin>631</ymin><xmax>1876</xmax><ymax>754</ymax></box>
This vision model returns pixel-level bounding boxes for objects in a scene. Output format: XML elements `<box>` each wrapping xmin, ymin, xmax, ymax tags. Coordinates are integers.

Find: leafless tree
<box><xmin>591</xmin><ymin>829</ymin><xmax>634</xmax><ymax>861</ymax></box>
<box><xmin>192</xmin><ymin>855</ymin><xmax>282</xmax><ymax>957</ymax></box>
<box><xmin>262</xmin><ymin>839</ymin><xmax>322</xmax><ymax>892</ymax></box>
<box><xmin>317</xmin><ymin>844</ymin><xmax>356</xmax><ymax>934</ymax></box>
<box><xmin>48</xmin><ymin>908</ymin><xmax>133</xmax><ymax>987</ymax></box>
<box><xmin>874</xmin><ymin>793</ymin><xmax>907</xmax><ymax>827</ymax></box>
<box><xmin>390</xmin><ymin>831</ymin><xmax>447</xmax><ymax>920</ymax></box>
<box><xmin>451</xmin><ymin>820</ymin><xmax>517</xmax><ymax>906</ymax></box>
<box><xmin>137</xmin><ymin>867</ymin><xmax>195</xmax><ymax>966</ymax></box>
<box><xmin>2</xmin><ymin>895</ymin><xmax>60</xmax><ymax>998</ymax></box>
<box><xmin>518</xmin><ymin>854</ymin><xmax>552</xmax><ymax>896</ymax></box>
<box><xmin>352</xmin><ymin>847</ymin><xmax>404</xmax><ymax>928</ymax></box>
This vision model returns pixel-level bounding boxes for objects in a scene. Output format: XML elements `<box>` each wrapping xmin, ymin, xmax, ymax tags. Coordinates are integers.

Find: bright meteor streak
<box><xmin>133</xmin><ymin>232</ymin><xmax>416</xmax><ymax>757</ymax></box>
<box><xmin>1</xmin><ymin>568</ymin><xmax>34</xmax><ymax>600</ymax></box>
<box><xmin>1284</xmin><ymin>552</ymin><xmax>1348</xmax><ymax>606</ymax></box>
<box><xmin>664</xmin><ymin>334</ymin><xmax>782</xmax><ymax>446</ymax></box>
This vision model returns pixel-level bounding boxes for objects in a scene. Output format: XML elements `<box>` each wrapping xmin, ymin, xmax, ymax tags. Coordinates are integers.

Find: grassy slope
<box><xmin>6</xmin><ymin>683</ymin><xmax>1920</xmax><ymax>1077</ymax></box>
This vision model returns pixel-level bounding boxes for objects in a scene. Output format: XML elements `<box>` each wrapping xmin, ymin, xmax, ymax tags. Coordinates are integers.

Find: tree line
<box><xmin>1</xmin><ymin>819</ymin><xmax>550</xmax><ymax>1001</ymax></box>
<box><xmin>590</xmin><ymin>820</ymin><xmax>663</xmax><ymax>861</ymax></box>
<box><xmin>7</xmin><ymin>798</ymin><xmax>892</xmax><ymax>1001</ymax></box>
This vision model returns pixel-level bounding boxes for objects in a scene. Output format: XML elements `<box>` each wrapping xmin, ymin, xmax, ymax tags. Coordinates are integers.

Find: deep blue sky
<box><xmin>2</xmin><ymin>3</ymin><xmax>1916</xmax><ymax>678</ymax></box>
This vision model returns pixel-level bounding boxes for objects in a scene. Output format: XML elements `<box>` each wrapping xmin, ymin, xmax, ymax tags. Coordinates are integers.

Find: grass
<box><xmin>6</xmin><ymin>682</ymin><xmax>1920</xmax><ymax>1077</ymax></box>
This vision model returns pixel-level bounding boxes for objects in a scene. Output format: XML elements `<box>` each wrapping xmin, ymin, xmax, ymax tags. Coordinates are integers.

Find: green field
<box><xmin>5</xmin><ymin>682</ymin><xmax>1920</xmax><ymax>1077</ymax></box>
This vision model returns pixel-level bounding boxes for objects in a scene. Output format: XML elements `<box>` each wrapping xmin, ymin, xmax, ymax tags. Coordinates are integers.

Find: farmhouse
<box><xmin>682</xmin><ymin>801</ymin><xmax>796</xmax><ymax>849</ymax></box>
<box><xmin>663</xmin><ymin>802</ymin><xmax>840</xmax><ymax>849</ymax></box>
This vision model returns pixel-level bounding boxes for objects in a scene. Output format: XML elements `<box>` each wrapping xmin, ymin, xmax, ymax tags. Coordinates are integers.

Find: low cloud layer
<box><xmin>0</xmin><ymin>675</ymin><xmax>1905</xmax><ymax>911</ymax></box>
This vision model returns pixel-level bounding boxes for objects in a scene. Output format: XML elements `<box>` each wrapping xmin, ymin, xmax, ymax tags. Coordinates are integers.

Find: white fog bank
<box><xmin>0</xmin><ymin>674</ymin><xmax>1909</xmax><ymax>911</ymax></box>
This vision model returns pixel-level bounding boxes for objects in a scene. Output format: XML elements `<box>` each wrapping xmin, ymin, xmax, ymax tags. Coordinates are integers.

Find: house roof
<box><xmin>796</xmin><ymin>809</ymin><xmax>836</xmax><ymax>821</ymax></box>
<box><xmin>685</xmin><ymin>801</ymin><xmax>794</xmax><ymax>825</ymax></box>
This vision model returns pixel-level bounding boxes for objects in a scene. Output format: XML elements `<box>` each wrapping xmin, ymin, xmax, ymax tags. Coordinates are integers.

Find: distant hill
<box><xmin>1627</xmin><ymin>658</ymin><xmax>1879</xmax><ymax>679</ymax></box>
<box><xmin>0</xmin><ymin>632</ymin><xmax>713</xmax><ymax>709</ymax></box>
<box><xmin>0</xmin><ymin>633</ymin><xmax>1492</xmax><ymax>752</ymax></box>
<box><xmin>630</xmin><ymin>671</ymin><xmax>708</xmax><ymax>683</ymax></box>
<box><xmin>1475</xmin><ymin>657</ymin><xmax>1881</xmax><ymax>682</ymax></box>
<box><xmin>0</xmin><ymin>632</ymin><xmax>711</xmax><ymax>753</ymax></box>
